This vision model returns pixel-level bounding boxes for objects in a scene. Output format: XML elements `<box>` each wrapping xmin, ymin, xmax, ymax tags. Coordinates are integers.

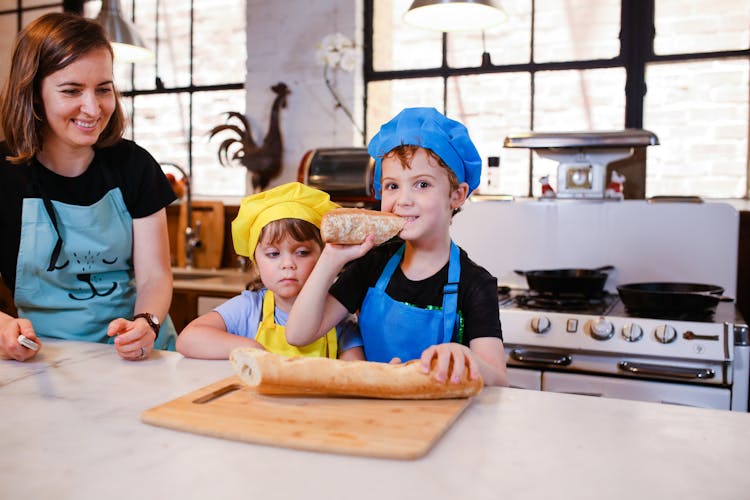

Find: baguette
<box><xmin>320</xmin><ymin>208</ymin><xmax>405</xmax><ymax>246</ymax></box>
<box><xmin>229</xmin><ymin>348</ymin><xmax>483</xmax><ymax>399</ymax></box>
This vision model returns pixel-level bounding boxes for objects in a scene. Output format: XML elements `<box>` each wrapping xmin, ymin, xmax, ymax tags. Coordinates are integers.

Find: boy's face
<box><xmin>380</xmin><ymin>147</ymin><xmax>468</xmax><ymax>245</ymax></box>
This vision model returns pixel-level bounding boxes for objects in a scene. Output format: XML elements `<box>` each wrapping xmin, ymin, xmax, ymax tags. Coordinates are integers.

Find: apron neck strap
<box><xmin>30</xmin><ymin>163</ymin><xmax>69</xmax><ymax>271</ymax></box>
<box><xmin>441</xmin><ymin>242</ymin><xmax>461</xmax><ymax>343</ymax></box>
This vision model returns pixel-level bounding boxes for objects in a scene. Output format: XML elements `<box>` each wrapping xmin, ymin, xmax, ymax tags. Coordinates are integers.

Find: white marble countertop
<box><xmin>2</xmin><ymin>340</ymin><xmax>749</xmax><ymax>500</ymax></box>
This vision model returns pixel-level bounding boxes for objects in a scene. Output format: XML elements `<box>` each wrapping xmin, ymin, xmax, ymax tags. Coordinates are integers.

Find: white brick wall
<box><xmin>244</xmin><ymin>0</ymin><xmax>363</xmax><ymax>189</ymax></box>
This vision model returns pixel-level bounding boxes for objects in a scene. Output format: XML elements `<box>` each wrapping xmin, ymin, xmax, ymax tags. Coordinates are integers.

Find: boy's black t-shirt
<box><xmin>0</xmin><ymin>139</ymin><xmax>176</xmax><ymax>293</ymax></box>
<box><xmin>329</xmin><ymin>238</ymin><xmax>503</xmax><ymax>345</ymax></box>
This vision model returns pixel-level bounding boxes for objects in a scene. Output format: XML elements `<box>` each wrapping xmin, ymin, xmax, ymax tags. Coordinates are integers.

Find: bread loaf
<box><xmin>230</xmin><ymin>348</ymin><xmax>483</xmax><ymax>399</ymax></box>
<box><xmin>320</xmin><ymin>208</ymin><xmax>405</xmax><ymax>246</ymax></box>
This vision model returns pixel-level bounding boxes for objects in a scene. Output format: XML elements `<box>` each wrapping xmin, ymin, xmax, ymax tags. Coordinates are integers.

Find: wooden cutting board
<box><xmin>141</xmin><ymin>376</ymin><xmax>472</xmax><ymax>460</ymax></box>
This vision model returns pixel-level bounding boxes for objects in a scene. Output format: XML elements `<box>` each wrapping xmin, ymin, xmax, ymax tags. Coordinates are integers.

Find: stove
<box><xmin>451</xmin><ymin>199</ymin><xmax>748</xmax><ymax>411</ymax></box>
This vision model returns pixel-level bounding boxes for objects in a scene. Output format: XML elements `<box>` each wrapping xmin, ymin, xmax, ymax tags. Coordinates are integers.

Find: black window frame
<box><xmin>363</xmin><ymin>0</ymin><xmax>750</xmax><ymax>197</ymax></box>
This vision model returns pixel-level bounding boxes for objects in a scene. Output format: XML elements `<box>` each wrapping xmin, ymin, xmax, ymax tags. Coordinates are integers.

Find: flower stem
<box><xmin>324</xmin><ymin>65</ymin><xmax>365</xmax><ymax>143</ymax></box>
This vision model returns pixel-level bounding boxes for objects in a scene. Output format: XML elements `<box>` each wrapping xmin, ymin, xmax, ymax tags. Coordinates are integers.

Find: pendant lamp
<box><xmin>95</xmin><ymin>0</ymin><xmax>153</xmax><ymax>62</ymax></box>
<box><xmin>403</xmin><ymin>0</ymin><xmax>507</xmax><ymax>32</ymax></box>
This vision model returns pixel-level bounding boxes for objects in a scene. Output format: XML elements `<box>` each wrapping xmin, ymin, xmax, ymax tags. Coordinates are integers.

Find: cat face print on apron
<box><xmin>13</xmin><ymin>164</ymin><xmax>176</xmax><ymax>349</ymax></box>
<box><xmin>255</xmin><ymin>290</ymin><xmax>337</xmax><ymax>358</ymax></box>
<box><xmin>358</xmin><ymin>242</ymin><xmax>461</xmax><ymax>363</ymax></box>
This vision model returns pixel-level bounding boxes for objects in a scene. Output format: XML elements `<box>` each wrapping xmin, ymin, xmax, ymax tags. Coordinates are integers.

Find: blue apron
<box><xmin>358</xmin><ymin>242</ymin><xmax>460</xmax><ymax>362</ymax></box>
<box><xmin>13</xmin><ymin>164</ymin><xmax>176</xmax><ymax>350</ymax></box>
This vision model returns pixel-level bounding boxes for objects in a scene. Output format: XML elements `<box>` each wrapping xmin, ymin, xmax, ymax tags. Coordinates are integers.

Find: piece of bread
<box><xmin>229</xmin><ymin>348</ymin><xmax>483</xmax><ymax>400</ymax></box>
<box><xmin>320</xmin><ymin>208</ymin><xmax>405</xmax><ymax>246</ymax></box>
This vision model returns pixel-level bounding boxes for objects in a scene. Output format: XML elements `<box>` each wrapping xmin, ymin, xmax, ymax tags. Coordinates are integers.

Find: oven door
<box><xmin>507</xmin><ymin>367</ymin><xmax>542</xmax><ymax>390</ymax></box>
<box><xmin>542</xmin><ymin>371</ymin><xmax>731</xmax><ymax>410</ymax></box>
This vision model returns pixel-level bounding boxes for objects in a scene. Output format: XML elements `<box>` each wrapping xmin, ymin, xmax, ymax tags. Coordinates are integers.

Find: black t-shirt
<box><xmin>0</xmin><ymin>139</ymin><xmax>176</xmax><ymax>293</ymax></box>
<box><xmin>329</xmin><ymin>239</ymin><xmax>502</xmax><ymax>345</ymax></box>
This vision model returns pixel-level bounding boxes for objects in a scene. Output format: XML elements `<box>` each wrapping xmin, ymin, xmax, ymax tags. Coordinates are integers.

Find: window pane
<box><xmin>366</xmin><ymin>78</ymin><xmax>444</xmax><ymax>142</ymax></box>
<box><xmin>534</xmin><ymin>0</ymin><xmax>620</xmax><ymax>62</ymax></box>
<box><xmin>446</xmin><ymin>73</ymin><xmax>532</xmax><ymax>196</ymax></box>
<box><xmin>373</xmin><ymin>0</ymin><xmax>442</xmax><ymax>71</ymax></box>
<box><xmin>192</xmin><ymin>0</ymin><xmax>245</xmax><ymax>85</ymax></box>
<box><xmin>447</xmin><ymin>1</ymin><xmax>532</xmax><ymax>67</ymax></box>
<box><xmin>644</xmin><ymin>59</ymin><xmax>748</xmax><ymax>198</ymax></box>
<box><xmin>0</xmin><ymin>15</ymin><xmax>16</xmax><ymax>93</ymax></box>
<box><xmin>534</xmin><ymin>68</ymin><xmax>626</xmax><ymax>130</ymax></box>
<box><xmin>21</xmin><ymin>6</ymin><xmax>59</xmax><ymax>27</ymax></box>
<box><xmin>193</xmin><ymin>89</ymin><xmax>247</xmax><ymax>196</ymax></box>
<box><xmin>19</xmin><ymin>0</ymin><xmax>55</xmax><ymax>6</ymax></box>
<box><xmin>131</xmin><ymin>92</ymin><xmax>190</xmax><ymax>172</ymax></box>
<box><xmin>654</xmin><ymin>0</ymin><xmax>750</xmax><ymax>55</ymax></box>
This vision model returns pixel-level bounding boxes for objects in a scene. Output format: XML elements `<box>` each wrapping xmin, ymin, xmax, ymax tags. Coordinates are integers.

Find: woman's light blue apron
<box><xmin>358</xmin><ymin>242</ymin><xmax>460</xmax><ymax>362</ymax></box>
<box><xmin>13</xmin><ymin>164</ymin><xmax>176</xmax><ymax>350</ymax></box>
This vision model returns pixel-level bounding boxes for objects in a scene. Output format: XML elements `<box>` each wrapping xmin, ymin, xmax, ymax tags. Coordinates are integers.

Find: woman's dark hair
<box><xmin>0</xmin><ymin>12</ymin><xmax>125</xmax><ymax>164</ymax></box>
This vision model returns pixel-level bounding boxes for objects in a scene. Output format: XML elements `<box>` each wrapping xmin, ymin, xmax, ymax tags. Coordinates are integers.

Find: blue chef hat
<box><xmin>368</xmin><ymin>107</ymin><xmax>482</xmax><ymax>199</ymax></box>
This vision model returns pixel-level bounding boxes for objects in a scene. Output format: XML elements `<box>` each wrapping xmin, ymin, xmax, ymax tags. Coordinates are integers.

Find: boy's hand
<box><xmin>320</xmin><ymin>234</ymin><xmax>376</xmax><ymax>269</ymax></box>
<box><xmin>420</xmin><ymin>343</ymin><xmax>480</xmax><ymax>383</ymax></box>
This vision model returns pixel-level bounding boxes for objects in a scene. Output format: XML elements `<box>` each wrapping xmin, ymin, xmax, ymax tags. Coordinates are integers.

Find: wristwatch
<box><xmin>134</xmin><ymin>312</ymin><xmax>161</xmax><ymax>339</ymax></box>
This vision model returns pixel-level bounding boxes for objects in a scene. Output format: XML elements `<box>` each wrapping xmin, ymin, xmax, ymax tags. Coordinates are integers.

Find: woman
<box><xmin>0</xmin><ymin>13</ymin><xmax>176</xmax><ymax>362</ymax></box>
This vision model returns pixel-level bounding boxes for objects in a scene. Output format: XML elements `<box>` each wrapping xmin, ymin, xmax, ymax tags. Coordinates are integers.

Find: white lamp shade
<box><xmin>95</xmin><ymin>0</ymin><xmax>153</xmax><ymax>63</ymax></box>
<box><xmin>403</xmin><ymin>0</ymin><xmax>507</xmax><ymax>32</ymax></box>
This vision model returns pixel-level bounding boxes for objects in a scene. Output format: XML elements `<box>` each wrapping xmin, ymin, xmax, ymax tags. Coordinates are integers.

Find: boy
<box><xmin>286</xmin><ymin>108</ymin><xmax>507</xmax><ymax>386</ymax></box>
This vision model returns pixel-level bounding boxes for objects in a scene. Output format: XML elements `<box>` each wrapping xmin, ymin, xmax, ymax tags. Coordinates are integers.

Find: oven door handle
<box><xmin>618</xmin><ymin>361</ymin><xmax>715</xmax><ymax>380</ymax></box>
<box><xmin>510</xmin><ymin>349</ymin><xmax>572</xmax><ymax>366</ymax></box>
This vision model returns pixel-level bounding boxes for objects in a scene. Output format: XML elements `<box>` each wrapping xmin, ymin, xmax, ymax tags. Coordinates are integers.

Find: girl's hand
<box><xmin>106</xmin><ymin>317</ymin><xmax>156</xmax><ymax>361</ymax></box>
<box><xmin>0</xmin><ymin>318</ymin><xmax>41</xmax><ymax>361</ymax></box>
<box><xmin>420</xmin><ymin>343</ymin><xmax>480</xmax><ymax>383</ymax></box>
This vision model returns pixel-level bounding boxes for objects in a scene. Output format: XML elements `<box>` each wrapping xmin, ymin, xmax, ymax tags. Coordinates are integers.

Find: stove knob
<box><xmin>590</xmin><ymin>317</ymin><xmax>614</xmax><ymax>340</ymax></box>
<box><xmin>654</xmin><ymin>324</ymin><xmax>678</xmax><ymax>344</ymax></box>
<box><xmin>621</xmin><ymin>323</ymin><xmax>643</xmax><ymax>342</ymax></box>
<box><xmin>530</xmin><ymin>316</ymin><xmax>551</xmax><ymax>334</ymax></box>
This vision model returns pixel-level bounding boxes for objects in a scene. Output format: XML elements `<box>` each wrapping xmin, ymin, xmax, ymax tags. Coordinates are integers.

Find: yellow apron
<box><xmin>255</xmin><ymin>291</ymin><xmax>337</xmax><ymax>358</ymax></box>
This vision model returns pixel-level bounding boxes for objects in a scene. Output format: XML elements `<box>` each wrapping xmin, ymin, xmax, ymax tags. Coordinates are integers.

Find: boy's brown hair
<box><xmin>0</xmin><ymin>12</ymin><xmax>126</xmax><ymax>164</ymax></box>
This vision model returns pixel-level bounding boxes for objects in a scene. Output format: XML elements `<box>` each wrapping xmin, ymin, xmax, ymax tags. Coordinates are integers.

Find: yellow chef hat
<box><xmin>232</xmin><ymin>182</ymin><xmax>340</xmax><ymax>259</ymax></box>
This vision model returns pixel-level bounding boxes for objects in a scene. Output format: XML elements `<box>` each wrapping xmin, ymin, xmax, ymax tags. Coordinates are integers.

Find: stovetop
<box><xmin>499</xmin><ymin>288</ymin><xmax>739</xmax><ymax>325</ymax></box>
<box><xmin>496</xmin><ymin>288</ymin><xmax>743</xmax><ymax>365</ymax></box>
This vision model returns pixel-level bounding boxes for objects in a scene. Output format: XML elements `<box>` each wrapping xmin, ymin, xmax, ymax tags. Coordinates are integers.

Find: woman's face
<box><xmin>39</xmin><ymin>47</ymin><xmax>116</xmax><ymax>152</ymax></box>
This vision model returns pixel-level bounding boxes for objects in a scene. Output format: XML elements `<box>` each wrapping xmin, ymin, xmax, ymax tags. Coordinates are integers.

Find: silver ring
<box><xmin>139</xmin><ymin>347</ymin><xmax>146</xmax><ymax>359</ymax></box>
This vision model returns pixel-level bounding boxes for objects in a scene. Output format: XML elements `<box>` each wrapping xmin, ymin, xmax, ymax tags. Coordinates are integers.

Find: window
<box><xmin>365</xmin><ymin>0</ymin><xmax>750</xmax><ymax>198</ymax></box>
<box><xmin>1</xmin><ymin>0</ymin><xmax>247</xmax><ymax>196</ymax></box>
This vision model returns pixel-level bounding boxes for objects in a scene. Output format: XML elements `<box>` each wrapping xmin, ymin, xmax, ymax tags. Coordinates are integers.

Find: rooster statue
<box><xmin>209</xmin><ymin>82</ymin><xmax>290</xmax><ymax>193</ymax></box>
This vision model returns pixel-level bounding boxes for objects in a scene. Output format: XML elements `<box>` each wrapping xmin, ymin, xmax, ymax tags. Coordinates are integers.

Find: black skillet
<box><xmin>514</xmin><ymin>265</ymin><xmax>614</xmax><ymax>296</ymax></box>
<box><xmin>617</xmin><ymin>282</ymin><xmax>734</xmax><ymax>315</ymax></box>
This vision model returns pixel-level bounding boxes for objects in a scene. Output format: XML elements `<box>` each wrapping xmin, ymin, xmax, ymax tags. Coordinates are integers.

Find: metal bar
<box><xmin>618</xmin><ymin>361</ymin><xmax>715</xmax><ymax>380</ymax></box>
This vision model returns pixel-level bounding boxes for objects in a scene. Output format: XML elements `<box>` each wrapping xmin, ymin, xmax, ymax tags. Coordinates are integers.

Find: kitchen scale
<box><xmin>503</xmin><ymin>130</ymin><xmax>659</xmax><ymax>199</ymax></box>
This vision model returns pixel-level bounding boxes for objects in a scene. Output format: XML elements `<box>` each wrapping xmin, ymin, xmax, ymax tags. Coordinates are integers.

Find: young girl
<box><xmin>286</xmin><ymin>108</ymin><xmax>508</xmax><ymax>386</ymax></box>
<box><xmin>176</xmin><ymin>182</ymin><xmax>363</xmax><ymax>360</ymax></box>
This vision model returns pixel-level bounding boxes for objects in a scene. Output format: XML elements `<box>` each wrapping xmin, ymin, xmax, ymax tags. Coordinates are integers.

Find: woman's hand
<box><xmin>0</xmin><ymin>318</ymin><xmax>42</xmax><ymax>361</ymax></box>
<box><xmin>419</xmin><ymin>342</ymin><xmax>480</xmax><ymax>383</ymax></box>
<box><xmin>106</xmin><ymin>317</ymin><xmax>156</xmax><ymax>361</ymax></box>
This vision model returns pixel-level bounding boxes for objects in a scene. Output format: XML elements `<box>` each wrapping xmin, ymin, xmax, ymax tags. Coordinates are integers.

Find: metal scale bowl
<box><xmin>504</xmin><ymin>130</ymin><xmax>659</xmax><ymax>199</ymax></box>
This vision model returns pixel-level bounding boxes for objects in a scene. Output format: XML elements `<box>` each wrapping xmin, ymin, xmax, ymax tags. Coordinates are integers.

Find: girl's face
<box><xmin>380</xmin><ymin>147</ymin><xmax>468</xmax><ymax>246</ymax></box>
<box><xmin>39</xmin><ymin>47</ymin><xmax>116</xmax><ymax>154</ymax></box>
<box><xmin>253</xmin><ymin>233</ymin><xmax>322</xmax><ymax>305</ymax></box>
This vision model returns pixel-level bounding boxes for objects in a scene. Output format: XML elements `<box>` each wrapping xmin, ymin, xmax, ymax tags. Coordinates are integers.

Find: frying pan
<box><xmin>514</xmin><ymin>265</ymin><xmax>614</xmax><ymax>296</ymax></box>
<box><xmin>617</xmin><ymin>282</ymin><xmax>734</xmax><ymax>315</ymax></box>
